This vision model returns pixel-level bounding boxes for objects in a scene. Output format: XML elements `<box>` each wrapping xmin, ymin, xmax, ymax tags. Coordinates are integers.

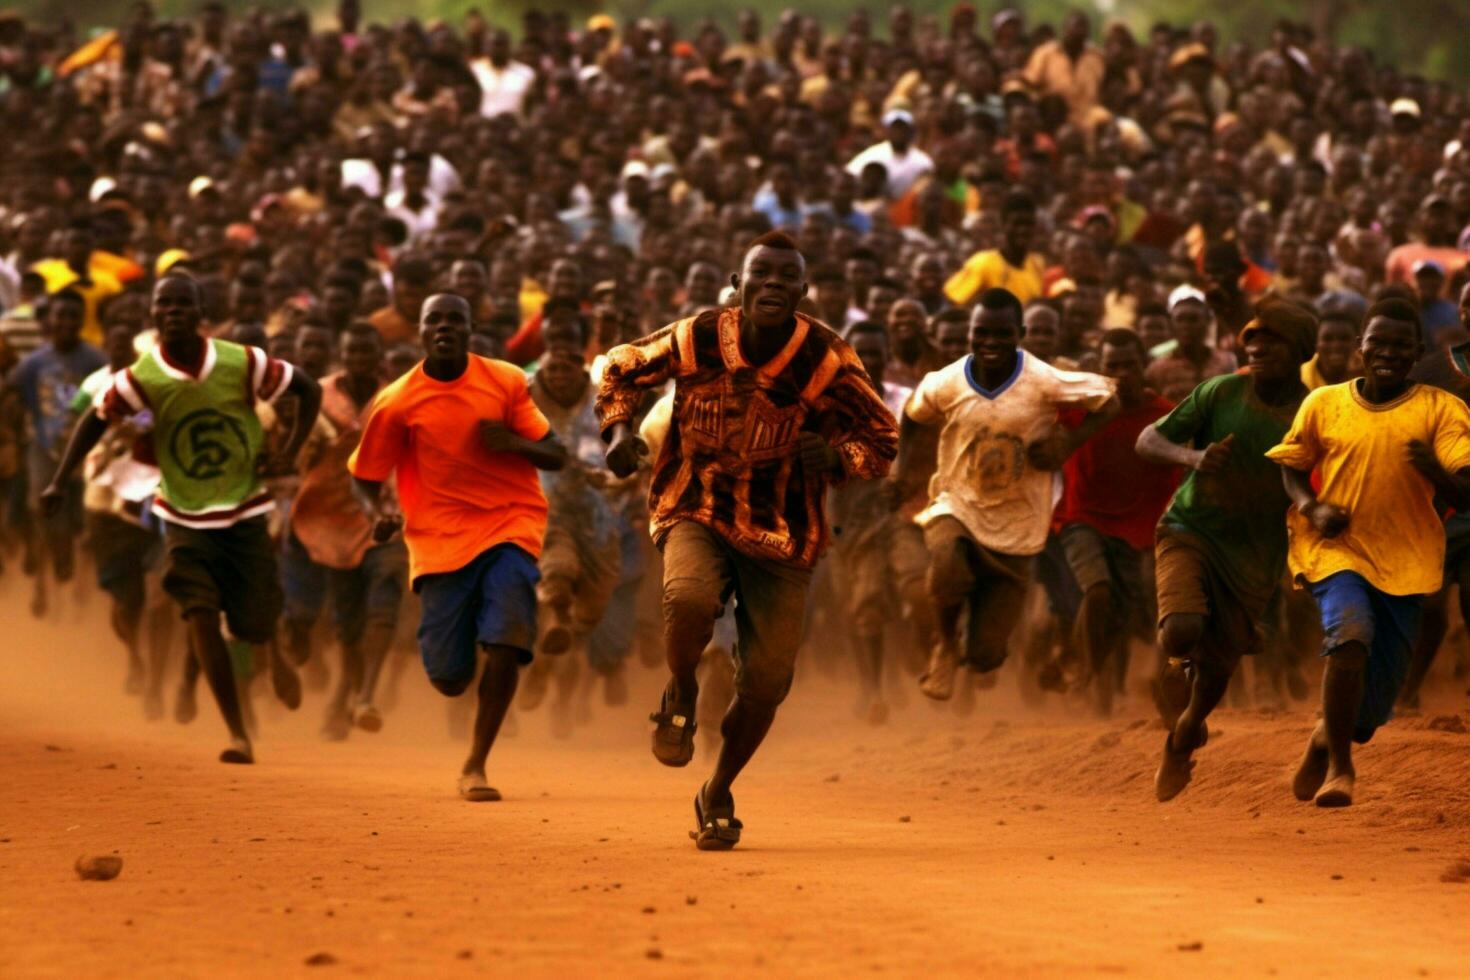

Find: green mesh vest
<box><xmin>130</xmin><ymin>339</ymin><xmax>268</xmax><ymax>525</ymax></box>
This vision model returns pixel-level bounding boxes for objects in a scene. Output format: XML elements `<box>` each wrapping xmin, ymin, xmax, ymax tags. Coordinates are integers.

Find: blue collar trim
<box><xmin>964</xmin><ymin>351</ymin><xmax>1023</xmax><ymax>399</ymax></box>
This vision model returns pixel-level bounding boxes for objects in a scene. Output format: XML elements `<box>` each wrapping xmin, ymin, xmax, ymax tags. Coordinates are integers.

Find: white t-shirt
<box><xmin>906</xmin><ymin>352</ymin><xmax>1113</xmax><ymax>556</ymax></box>
<box><xmin>472</xmin><ymin>59</ymin><xmax>535</xmax><ymax>119</ymax></box>
<box><xmin>845</xmin><ymin>141</ymin><xmax>935</xmax><ymax>197</ymax></box>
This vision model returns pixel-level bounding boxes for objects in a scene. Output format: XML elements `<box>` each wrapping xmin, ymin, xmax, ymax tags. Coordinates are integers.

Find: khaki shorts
<box><xmin>923</xmin><ymin>515</ymin><xmax>1031</xmax><ymax>671</ymax></box>
<box><xmin>1154</xmin><ymin>527</ymin><xmax>1262</xmax><ymax>665</ymax></box>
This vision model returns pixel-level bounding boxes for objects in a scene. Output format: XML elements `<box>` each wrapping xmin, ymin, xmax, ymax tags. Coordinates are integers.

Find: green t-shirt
<box><xmin>106</xmin><ymin>339</ymin><xmax>290</xmax><ymax>528</ymax></box>
<box><xmin>1154</xmin><ymin>373</ymin><xmax>1304</xmax><ymax>605</ymax></box>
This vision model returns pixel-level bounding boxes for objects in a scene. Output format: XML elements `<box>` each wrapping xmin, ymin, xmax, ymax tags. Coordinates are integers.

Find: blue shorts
<box><xmin>1308</xmin><ymin>571</ymin><xmax>1424</xmax><ymax>744</ymax></box>
<box><xmin>281</xmin><ymin>531</ymin><xmax>329</xmax><ymax>626</ymax></box>
<box><xmin>416</xmin><ymin>544</ymin><xmax>540</xmax><ymax>692</ymax></box>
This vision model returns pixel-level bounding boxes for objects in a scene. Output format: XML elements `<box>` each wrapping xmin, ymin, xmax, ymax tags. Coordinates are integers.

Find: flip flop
<box><xmin>458</xmin><ymin>773</ymin><xmax>502</xmax><ymax>802</ymax></box>
<box><xmin>649</xmin><ymin>680</ymin><xmax>697</xmax><ymax>767</ymax></box>
<box><xmin>690</xmin><ymin>782</ymin><xmax>742</xmax><ymax>851</ymax></box>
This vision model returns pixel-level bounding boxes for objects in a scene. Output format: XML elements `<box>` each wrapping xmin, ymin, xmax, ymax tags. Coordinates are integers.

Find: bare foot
<box><xmin>458</xmin><ymin>771</ymin><xmax>501</xmax><ymax>802</ymax></box>
<box><xmin>1292</xmin><ymin>728</ymin><xmax>1329</xmax><ymax>802</ymax></box>
<box><xmin>1314</xmin><ymin>771</ymin><xmax>1355</xmax><ymax>807</ymax></box>
<box><xmin>1152</xmin><ymin>659</ymin><xmax>1191</xmax><ymax>731</ymax></box>
<box><xmin>321</xmin><ymin>711</ymin><xmax>351</xmax><ymax>742</ymax></box>
<box><xmin>352</xmin><ymin>703</ymin><xmax>383</xmax><ymax>733</ymax></box>
<box><xmin>219</xmin><ymin>739</ymin><xmax>254</xmax><ymax>764</ymax></box>
<box><xmin>270</xmin><ymin>651</ymin><xmax>302</xmax><ymax>710</ymax></box>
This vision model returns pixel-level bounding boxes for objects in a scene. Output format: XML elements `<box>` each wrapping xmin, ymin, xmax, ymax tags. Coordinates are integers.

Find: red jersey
<box><xmin>1054</xmin><ymin>394</ymin><xmax>1178</xmax><ymax>551</ymax></box>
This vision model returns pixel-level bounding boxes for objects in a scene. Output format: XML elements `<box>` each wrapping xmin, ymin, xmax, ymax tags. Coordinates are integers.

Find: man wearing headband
<box><xmin>1136</xmin><ymin>296</ymin><xmax>1314</xmax><ymax>801</ymax></box>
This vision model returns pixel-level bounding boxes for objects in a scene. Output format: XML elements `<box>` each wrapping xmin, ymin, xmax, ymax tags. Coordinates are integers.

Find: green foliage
<box><xmin>11</xmin><ymin>0</ymin><xmax>1464</xmax><ymax>81</ymax></box>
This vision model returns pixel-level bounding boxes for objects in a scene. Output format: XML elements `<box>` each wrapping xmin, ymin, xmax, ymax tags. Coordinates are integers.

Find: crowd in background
<box><xmin>2</xmin><ymin>1</ymin><xmax>1470</xmax><ymax>728</ymax></box>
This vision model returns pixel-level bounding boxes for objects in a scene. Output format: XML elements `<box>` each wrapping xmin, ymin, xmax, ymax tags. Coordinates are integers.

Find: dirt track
<box><xmin>2</xmin><ymin>597</ymin><xmax>1469</xmax><ymax>978</ymax></box>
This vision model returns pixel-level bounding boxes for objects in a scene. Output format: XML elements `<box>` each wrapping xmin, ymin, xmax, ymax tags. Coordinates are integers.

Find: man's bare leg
<box><xmin>1315</xmin><ymin>641</ymin><xmax>1366</xmax><ymax>806</ymax></box>
<box><xmin>1155</xmin><ymin>613</ymin><xmax>1223</xmax><ymax>801</ymax></box>
<box><xmin>143</xmin><ymin>601</ymin><xmax>172</xmax><ymax>720</ymax></box>
<box><xmin>183</xmin><ymin>610</ymin><xmax>253</xmax><ymax>763</ymax></box>
<box><xmin>1077</xmin><ymin>584</ymin><xmax>1114</xmax><ymax>716</ymax></box>
<box><xmin>175</xmin><ymin>635</ymin><xmax>200</xmax><ymax>723</ymax></box>
<box><xmin>702</xmin><ymin>695</ymin><xmax>778</xmax><ymax>811</ymax></box>
<box><xmin>458</xmin><ymin>643</ymin><xmax>520</xmax><ymax>801</ymax></box>
<box><xmin>112</xmin><ymin>597</ymin><xmax>145</xmax><ymax>696</ymax></box>
<box><xmin>323</xmin><ymin>642</ymin><xmax>362</xmax><ymax>740</ymax></box>
<box><xmin>353</xmin><ymin>622</ymin><xmax>396</xmax><ymax>731</ymax></box>
<box><xmin>920</xmin><ymin>595</ymin><xmax>964</xmax><ymax>700</ymax></box>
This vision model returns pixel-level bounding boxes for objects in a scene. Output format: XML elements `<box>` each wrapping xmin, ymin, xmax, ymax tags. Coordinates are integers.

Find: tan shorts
<box><xmin>923</xmin><ymin>515</ymin><xmax>1031</xmax><ymax>671</ymax></box>
<box><xmin>1154</xmin><ymin>527</ymin><xmax>1262</xmax><ymax>665</ymax></box>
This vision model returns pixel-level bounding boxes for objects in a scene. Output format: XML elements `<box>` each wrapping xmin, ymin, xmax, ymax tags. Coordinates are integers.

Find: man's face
<box><xmin>1022</xmin><ymin>308</ymin><xmax>1059</xmax><ymax>362</ymax></box>
<box><xmin>549</xmin><ymin>261</ymin><xmax>582</xmax><ymax>302</ymax></box>
<box><xmin>538</xmin><ymin>354</ymin><xmax>587</xmax><ymax>405</ymax></box>
<box><xmin>1100</xmin><ymin>341</ymin><xmax>1145</xmax><ymax>399</ymax></box>
<box><xmin>104</xmin><ymin>324</ymin><xmax>137</xmax><ymax>366</ymax></box>
<box><xmin>295</xmin><ymin>327</ymin><xmax>334</xmax><ymax>379</ymax></box>
<box><xmin>151</xmin><ymin>278</ymin><xmax>204</xmax><ymax>343</ymax></box>
<box><xmin>451</xmin><ymin>261</ymin><xmax>487</xmax><ymax>299</ymax></box>
<box><xmin>395</xmin><ymin>281</ymin><xmax>430</xmax><ymax>321</ymax></box>
<box><xmin>1316</xmin><ymin>320</ymin><xmax>1358</xmax><ymax>374</ymax></box>
<box><xmin>341</xmin><ymin>331</ymin><xmax>382</xmax><ymax>381</ymax></box>
<box><xmin>913</xmin><ymin>256</ymin><xmax>943</xmax><ymax>292</ymax></box>
<box><xmin>419</xmin><ymin>293</ymin><xmax>472</xmax><ymax>361</ymax></box>
<box><xmin>889</xmin><ymin>300</ymin><xmax>926</xmax><ymax>343</ymax></box>
<box><xmin>736</xmin><ymin>245</ymin><xmax>806</xmax><ymax>329</ymax></box>
<box><xmin>969</xmin><ymin>307</ymin><xmax>1020</xmax><ymax>372</ymax></box>
<box><xmin>686</xmin><ymin>264</ymin><xmax>721</xmax><ymax>305</ymax></box>
<box><xmin>933</xmin><ymin>320</ymin><xmax>968</xmax><ymax>363</ymax></box>
<box><xmin>1002</xmin><ymin>212</ymin><xmax>1035</xmax><ymax>254</ymax></box>
<box><xmin>403</xmin><ymin>161</ymin><xmax>429</xmax><ymax>196</ymax></box>
<box><xmin>1415</xmin><ymin>269</ymin><xmax>1445</xmax><ymax>305</ymax></box>
<box><xmin>1359</xmin><ymin>316</ymin><xmax>1422</xmax><ymax>389</ymax></box>
<box><xmin>1171</xmin><ymin>302</ymin><xmax>1211</xmax><ymax>348</ymax></box>
<box><xmin>850</xmin><ymin>331</ymin><xmax>888</xmax><ymax>382</ymax></box>
<box><xmin>48</xmin><ymin>298</ymin><xmax>85</xmax><ymax>348</ymax></box>
<box><xmin>64</xmin><ymin>229</ymin><xmax>95</xmax><ymax>269</ymax></box>
<box><xmin>1062</xmin><ymin>12</ymin><xmax>1089</xmax><ymax>49</ymax></box>
<box><xmin>1137</xmin><ymin>313</ymin><xmax>1171</xmax><ymax>350</ymax></box>
<box><xmin>1297</xmin><ymin>245</ymin><xmax>1328</xmax><ymax>288</ymax></box>
<box><xmin>1242</xmin><ymin>328</ymin><xmax>1297</xmax><ymax>383</ymax></box>
<box><xmin>232</xmin><ymin>283</ymin><xmax>266</xmax><ymax>323</ymax></box>
<box><xmin>866</xmin><ymin>284</ymin><xmax>899</xmax><ymax>325</ymax></box>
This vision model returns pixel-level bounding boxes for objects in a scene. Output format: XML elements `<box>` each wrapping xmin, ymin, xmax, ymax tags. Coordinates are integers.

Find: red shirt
<box><xmin>1054</xmin><ymin>394</ymin><xmax>1178</xmax><ymax>550</ymax></box>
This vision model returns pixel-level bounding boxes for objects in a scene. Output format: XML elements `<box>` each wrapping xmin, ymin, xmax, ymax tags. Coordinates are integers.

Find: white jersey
<box><xmin>907</xmin><ymin>351</ymin><xmax>1113</xmax><ymax>556</ymax></box>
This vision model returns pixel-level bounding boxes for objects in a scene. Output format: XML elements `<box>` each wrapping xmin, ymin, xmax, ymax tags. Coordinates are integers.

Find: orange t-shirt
<box><xmin>347</xmin><ymin>355</ymin><xmax>550</xmax><ymax>584</ymax></box>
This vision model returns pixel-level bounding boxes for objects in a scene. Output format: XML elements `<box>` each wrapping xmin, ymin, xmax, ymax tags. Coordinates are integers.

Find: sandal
<box><xmin>690</xmin><ymin>782</ymin><xmax>742</xmax><ymax>851</ymax></box>
<box><xmin>649</xmin><ymin>680</ymin><xmax>697</xmax><ymax>767</ymax></box>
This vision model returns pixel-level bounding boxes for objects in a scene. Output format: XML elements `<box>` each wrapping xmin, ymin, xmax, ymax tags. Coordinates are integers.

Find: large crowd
<box><xmin>4</xmin><ymin>3</ymin><xmax>1470</xmax><ymax>845</ymax></box>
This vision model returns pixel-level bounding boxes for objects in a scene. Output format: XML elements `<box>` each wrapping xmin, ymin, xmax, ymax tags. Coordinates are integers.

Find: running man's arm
<box><xmin>1278</xmin><ymin>464</ymin><xmax>1349</xmax><ymax>538</ymax></box>
<box><xmin>1265</xmin><ymin>388</ymin><xmax>1346</xmax><ymax>535</ymax></box>
<box><xmin>597</xmin><ymin>323</ymin><xmax>682</xmax><ymax>477</ymax></box>
<box><xmin>266</xmin><ymin>368</ymin><xmax>323</xmax><ymax>471</ymax></box>
<box><xmin>1029</xmin><ymin>393</ymin><xmax>1119</xmax><ymax>470</ymax></box>
<box><xmin>351</xmin><ymin>476</ymin><xmax>402</xmax><ymax>543</ymax></box>
<box><xmin>479</xmin><ymin>423</ymin><xmax>568</xmax><ymax>471</ymax></box>
<box><xmin>812</xmin><ymin>343</ymin><xmax>900</xmax><ymax>483</ymax></box>
<box><xmin>38</xmin><ymin>412</ymin><xmax>110</xmax><ymax>515</ymax></box>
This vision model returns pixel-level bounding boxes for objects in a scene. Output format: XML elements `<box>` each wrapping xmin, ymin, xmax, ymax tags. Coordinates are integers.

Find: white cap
<box><xmin>1167</xmin><ymin>284</ymin><xmax>1208</xmax><ymax>312</ymax></box>
<box><xmin>1390</xmin><ymin>97</ymin><xmax>1420</xmax><ymax>119</ymax></box>
<box><xmin>882</xmin><ymin>107</ymin><xmax>914</xmax><ymax>128</ymax></box>
<box><xmin>89</xmin><ymin>177</ymin><xmax>118</xmax><ymax>202</ymax></box>
<box><xmin>620</xmin><ymin>159</ymin><xmax>651</xmax><ymax>182</ymax></box>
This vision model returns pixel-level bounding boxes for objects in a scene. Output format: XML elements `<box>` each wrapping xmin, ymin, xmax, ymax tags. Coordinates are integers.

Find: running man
<box><xmin>42</xmin><ymin>273</ymin><xmax>322</xmax><ymax>764</ymax></box>
<box><xmin>1268</xmin><ymin>298</ymin><xmax>1470</xmax><ymax>807</ymax></box>
<box><xmin>1135</xmin><ymin>297</ymin><xmax>1315</xmax><ymax>801</ymax></box>
<box><xmin>1053</xmin><ymin>329</ymin><xmax>1178</xmax><ymax>715</ymax></box>
<box><xmin>349</xmin><ymin>293</ymin><xmax>567</xmax><ymax>801</ymax></box>
<box><xmin>289</xmin><ymin>324</ymin><xmax>409</xmax><ymax>740</ymax></box>
<box><xmin>598</xmin><ymin>231</ymin><xmax>897</xmax><ymax>850</ymax></box>
<box><xmin>895</xmin><ymin>288</ymin><xmax>1116</xmax><ymax>701</ymax></box>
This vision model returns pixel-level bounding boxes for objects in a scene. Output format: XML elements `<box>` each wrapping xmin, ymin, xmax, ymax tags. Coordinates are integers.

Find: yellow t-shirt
<box><xmin>1266</xmin><ymin>382</ymin><xmax>1470</xmax><ymax>595</ymax></box>
<box><xmin>943</xmin><ymin>249</ymin><xmax>1046</xmax><ymax>306</ymax></box>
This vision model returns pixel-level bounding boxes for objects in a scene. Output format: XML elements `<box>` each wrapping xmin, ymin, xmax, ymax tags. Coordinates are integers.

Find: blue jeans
<box><xmin>1308</xmin><ymin>571</ymin><xmax>1424</xmax><ymax>744</ymax></box>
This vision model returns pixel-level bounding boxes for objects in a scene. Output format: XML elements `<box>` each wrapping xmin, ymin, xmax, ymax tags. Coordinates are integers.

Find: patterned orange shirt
<box><xmin>597</xmin><ymin>308</ymin><xmax>898</xmax><ymax>568</ymax></box>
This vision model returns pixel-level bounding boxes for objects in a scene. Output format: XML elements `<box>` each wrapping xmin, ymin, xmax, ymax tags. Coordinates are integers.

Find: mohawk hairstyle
<box><xmin>746</xmin><ymin>230</ymin><xmax>802</xmax><ymax>254</ymax></box>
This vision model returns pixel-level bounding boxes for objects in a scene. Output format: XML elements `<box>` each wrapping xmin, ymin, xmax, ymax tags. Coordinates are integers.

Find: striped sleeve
<box><xmin>247</xmin><ymin>346</ymin><xmax>294</xmax><ymax>404</ymax></box>
<box><xmin>96</xmin><ymin>368</ymin><xmax>148</xmax><ymax>422</ymax></box>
